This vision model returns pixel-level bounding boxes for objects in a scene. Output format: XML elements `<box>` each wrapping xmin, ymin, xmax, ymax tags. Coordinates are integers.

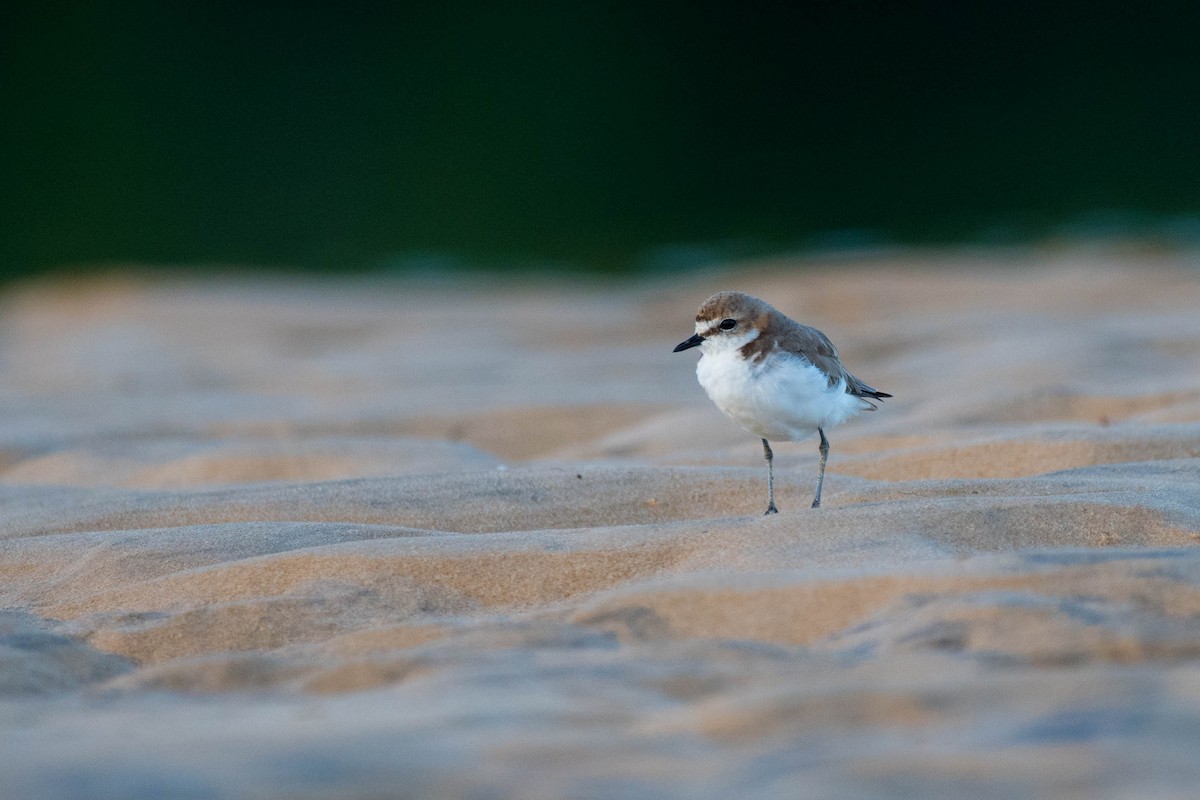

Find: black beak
<box><xmin>673</xmin><ymin>333</ymin><xmax>704</xmax><ymax>352</ymax></box>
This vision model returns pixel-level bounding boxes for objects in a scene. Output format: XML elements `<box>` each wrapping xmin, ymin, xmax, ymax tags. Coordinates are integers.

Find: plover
<box><xmin>674</xmin><ymin>291</ymin><xmax>891</xmax><ymax>513</ymax></box>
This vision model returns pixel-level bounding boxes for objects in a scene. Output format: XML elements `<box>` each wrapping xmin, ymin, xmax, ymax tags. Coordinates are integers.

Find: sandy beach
<box><xmin>3</xmin><ymin>251</ymin><xmax>1200</xmax><ymax>798</ymax></box>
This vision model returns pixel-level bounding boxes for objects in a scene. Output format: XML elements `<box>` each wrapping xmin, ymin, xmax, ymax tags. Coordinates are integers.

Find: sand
<box><xmin>2</xmin><ymin>251</ymin><xmax>1200</xmax><ymax>798</ymax></box>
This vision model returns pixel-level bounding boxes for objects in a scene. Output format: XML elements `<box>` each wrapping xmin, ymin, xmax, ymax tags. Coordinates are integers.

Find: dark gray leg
<box><xmin>812</xmin><ymin>428</ymin><xmax>830</xmax><ymax>508</ymax></box>
<box><xmin>761</xmin><ymin>438</ymin><xmax>778</xmax><ymax>514</ymax></box>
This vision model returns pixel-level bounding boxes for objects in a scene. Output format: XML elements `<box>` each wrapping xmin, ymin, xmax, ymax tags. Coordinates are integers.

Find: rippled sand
<box><xmin>3</xmin><ymin>253</ymin><xmax>1200</xmax><ymax>798</ymax></box>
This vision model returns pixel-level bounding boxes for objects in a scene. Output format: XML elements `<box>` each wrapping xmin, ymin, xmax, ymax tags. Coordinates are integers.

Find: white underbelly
<box><xmin>696</xmin><ymin>350</ymin><xmax>866</xmax><ymax>440</ymax></box>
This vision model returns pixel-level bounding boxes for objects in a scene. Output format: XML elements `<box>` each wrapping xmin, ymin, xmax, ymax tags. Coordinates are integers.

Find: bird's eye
<box><xmin>719</xmin><ymin>318</ymin><xmax>737</xmax><ymax>331</ymax></box>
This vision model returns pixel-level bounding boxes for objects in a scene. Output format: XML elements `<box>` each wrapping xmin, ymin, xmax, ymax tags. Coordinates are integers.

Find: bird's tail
<box><xmin>847</xmin><ymin>377</ymin><xmax>892</xmax><ymax>411</ymax></box>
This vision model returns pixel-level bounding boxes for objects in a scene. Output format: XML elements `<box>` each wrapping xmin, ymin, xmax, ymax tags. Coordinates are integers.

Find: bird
<box><xmin>673</xmin><ymin>291</ymin><xmax>890</xmax><ymax>513</ymax></box>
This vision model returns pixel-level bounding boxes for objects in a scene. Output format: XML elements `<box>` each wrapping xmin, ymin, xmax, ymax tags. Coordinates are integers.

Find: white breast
<box><xmin>695</xmin><ymin>340</ymin><xmax>868</xmax><ymax>441</ymax></box>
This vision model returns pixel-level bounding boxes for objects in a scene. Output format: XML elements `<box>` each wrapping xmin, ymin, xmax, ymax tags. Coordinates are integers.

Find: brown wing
<box><xmin>775</xmin><ymin>323</ymin><xmax>846</xmax><ymax>388</ymax></box>
<box><xmin>777</xmin><ymin>323</ymin><xmax>892</xmax><ymax>403</ymax></box>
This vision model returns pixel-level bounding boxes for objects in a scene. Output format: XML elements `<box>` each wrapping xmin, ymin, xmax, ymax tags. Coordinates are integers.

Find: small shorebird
<box><xmin>673</xmin><ymin>291</ymin><xmax>890</xmax><ymax>513</ymax></box>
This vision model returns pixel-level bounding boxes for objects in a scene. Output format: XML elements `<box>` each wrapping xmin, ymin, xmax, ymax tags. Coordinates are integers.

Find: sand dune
<box><xmin>2</xmin><ymin>252</ymin><xmax>1200</xmax><ymax>798</ymax></box>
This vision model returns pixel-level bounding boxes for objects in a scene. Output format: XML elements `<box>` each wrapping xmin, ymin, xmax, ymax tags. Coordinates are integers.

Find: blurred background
<box><xmin>3</xmin><ymin>1</ymin><xmax>1200</xmax><ymax>281</ymax></box>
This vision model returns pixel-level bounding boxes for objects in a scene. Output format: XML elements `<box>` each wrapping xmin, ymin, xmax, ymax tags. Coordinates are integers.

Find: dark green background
<box><xmin>3</xmin><ymin>2</ymin><xmax>1199</xmax><ymax>278</ymax></box>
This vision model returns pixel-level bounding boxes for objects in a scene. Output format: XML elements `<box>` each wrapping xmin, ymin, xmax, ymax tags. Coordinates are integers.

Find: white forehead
<box><xmin>694</xmin><ymin>311</ymin><xmax>761</xmax><ymax>336</ymax></box>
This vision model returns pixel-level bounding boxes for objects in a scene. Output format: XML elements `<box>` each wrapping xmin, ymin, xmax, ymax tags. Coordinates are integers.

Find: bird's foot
<box><xmin>810</xmin><ymin>498</ymin><xmax>821</xmax><ymax>509</ymax></box>
<box><xmin>764</xmin><ymin>503</ymin><xmax>779</xmax><ymax>515</ymax></box>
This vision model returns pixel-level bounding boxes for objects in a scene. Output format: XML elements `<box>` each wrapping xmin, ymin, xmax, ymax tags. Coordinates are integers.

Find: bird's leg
<box><xmin>761</xmin><ymin>438</ymin><xmax>778</xmax><ymax>514</ymax></box>
<box><xmin>812</xmin><ymin>428</ymin><xmax>830</xmax><ymax>508</ymax></box>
